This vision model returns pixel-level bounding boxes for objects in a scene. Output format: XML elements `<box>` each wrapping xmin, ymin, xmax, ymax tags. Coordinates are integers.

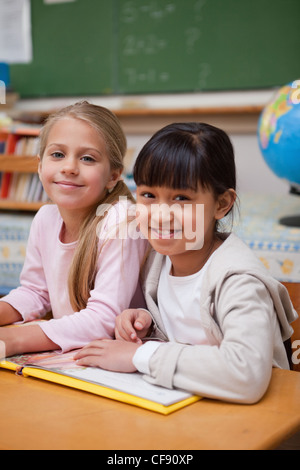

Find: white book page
<box><xmin>65</xmin><ymin>367</ymin><xmax>192</xmax><ymax>406</ymax></box>
<box><xmin>9</xmin><ymin>350</ymin><xmax>193</xmax><ymax>406</ymax></box>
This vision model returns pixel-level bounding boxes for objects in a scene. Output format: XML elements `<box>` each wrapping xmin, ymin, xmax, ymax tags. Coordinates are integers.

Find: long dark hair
<box><xmin>133</xmin><ymin>122</ymin><xmax>236</xmax><ymax>198</ymax></box>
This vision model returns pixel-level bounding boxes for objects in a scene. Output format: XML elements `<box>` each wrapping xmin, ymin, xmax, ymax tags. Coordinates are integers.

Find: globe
<box><xmin>258</xmin><ymin>80</ymin><xmax>300</xmax><ymax>226</ymax></box>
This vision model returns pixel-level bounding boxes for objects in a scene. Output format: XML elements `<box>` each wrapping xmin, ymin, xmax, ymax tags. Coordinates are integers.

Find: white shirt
<box><xmin>133</xmin><ymin>255</ymin><xmax>213</xmax><ymax>374</ymax></box>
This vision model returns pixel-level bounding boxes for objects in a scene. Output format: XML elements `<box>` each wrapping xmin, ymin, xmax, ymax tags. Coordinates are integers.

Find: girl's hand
<box><xmin>0</xmin><ymin>327</ymin><xmax>18</xmax><ymax>358</ymax></box>
<box><xmin>74</xmin><ymin>339</ymin><xmax>140</xmax><ymax>373</ymax></box>
<box><xmin>115</xmin><ymin>309</ymin><xmax>153</xmax><ymax>343</ymax></box>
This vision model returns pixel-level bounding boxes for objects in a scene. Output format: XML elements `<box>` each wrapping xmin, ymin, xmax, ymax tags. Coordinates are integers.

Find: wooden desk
<box><xmin>0</xmin><ymin>368</ymin><xmax>299</xmax><ymax>450</ymax></box>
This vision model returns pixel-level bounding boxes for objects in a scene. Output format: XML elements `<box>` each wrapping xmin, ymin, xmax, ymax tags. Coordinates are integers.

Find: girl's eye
<box><xmin>174</xmin><ymin>195</ymin><xmax>190</xmax><ymax>201</ymax></box>
<box><xmin>51</xmin><ymin>151</ymin><xmax>64</xmax><ymax>159</ymax></box>
<box><xmin>141</xmin><ymin>192</ymin><xmax>155</xmax><ymax>199</ymax></box>
<box><xmin>81</xmin><ymin>155</ymin><xmax>95</xmax><ymax>163</ymax></box>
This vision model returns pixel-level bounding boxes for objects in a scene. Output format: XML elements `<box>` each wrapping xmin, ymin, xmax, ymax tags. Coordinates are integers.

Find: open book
<box><xmin>0</xmin><ymin>350</ymin><xmax>200</xmax><ymax>415</ymax></box>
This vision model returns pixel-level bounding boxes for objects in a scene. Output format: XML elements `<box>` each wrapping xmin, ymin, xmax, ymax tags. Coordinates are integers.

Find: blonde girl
<box><xmin>0</xmin><ymin>102</ymin><xmax>147</xmax><ymax>356</ymax></box>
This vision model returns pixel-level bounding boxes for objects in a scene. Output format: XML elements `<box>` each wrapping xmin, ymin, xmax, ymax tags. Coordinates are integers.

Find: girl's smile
<box><xmin>150</xmin><ymin>227</ymin><xmax>182</xmax><ymax>240</ymax></box>
<box><xmin>54</xmin><ymin>180</ymin><xmax>85</xmax><ymax>190</ymax></box>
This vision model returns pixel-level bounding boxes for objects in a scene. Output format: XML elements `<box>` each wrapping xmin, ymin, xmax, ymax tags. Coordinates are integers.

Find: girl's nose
<box><xmin>151</xmin><ymin>203</ymin><xmax>175</xmax><ymax>227</ymax></box>
<box><xmin>61</xmin><ymin>157</ymin><xmax>79</xmax><ymax>175</ymax></box>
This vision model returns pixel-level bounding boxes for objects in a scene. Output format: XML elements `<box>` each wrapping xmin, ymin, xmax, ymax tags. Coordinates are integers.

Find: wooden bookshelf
<box><xmin>0</xmin><ymin>200</ymin><xmax>42</xmax><ymax>211</ymax></box>
<box><xmin>0</xmin><ymin>125</ymin><xmax>47</xmax><ymax>212</ymax></box>
<box><xmin>0</xmin><ymin>155</ymin><xmax>39</xmax><ymax>173</ymax></box>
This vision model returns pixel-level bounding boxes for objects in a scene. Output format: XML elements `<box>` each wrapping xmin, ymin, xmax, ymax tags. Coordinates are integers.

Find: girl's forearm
<box><xmin>2</xmin><ymin>324</ymin><xmax>59</xmax><ymax>357</ymax></box>
<box><xmin>0</xmin><ymin>302</ymin><xmax>23</xmax><ymax>326</ymax></box>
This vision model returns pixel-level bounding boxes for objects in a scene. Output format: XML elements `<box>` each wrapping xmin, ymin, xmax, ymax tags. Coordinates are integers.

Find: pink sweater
<box><xmin>1</xmin><ymin>203</ymin><xmax>148</xmax><ymax>352</ymax></box>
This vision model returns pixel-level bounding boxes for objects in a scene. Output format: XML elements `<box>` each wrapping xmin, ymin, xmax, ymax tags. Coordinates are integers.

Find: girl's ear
<box><xmin>37</xmin><ymin>156</ymin><xmax>42</xmax><ymax>179</ymax></box>
<box><xmin>215</xmin><ymin>189</ymin><xmax>236</xmax><ymax>220</ymax></box>
<box><xmin>106</xmin><ymin>168</ymin><xmax>123</xmax><ymax>191</ymax></box>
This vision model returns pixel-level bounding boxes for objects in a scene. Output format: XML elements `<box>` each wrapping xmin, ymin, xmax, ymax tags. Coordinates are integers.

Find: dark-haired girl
<box><xmin>76</xmin><ymin>123</ymin><xmax>297</xmax><ymax>404</ymax></box>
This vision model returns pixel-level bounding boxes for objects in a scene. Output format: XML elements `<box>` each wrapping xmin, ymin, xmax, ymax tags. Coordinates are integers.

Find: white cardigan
<box><xmin>140</xmin><ymin>233</ymin><xmax>298</xmax><ymax>404</ymax></box>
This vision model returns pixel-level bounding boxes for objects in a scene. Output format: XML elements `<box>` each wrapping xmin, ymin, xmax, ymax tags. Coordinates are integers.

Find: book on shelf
<box><xmin>26</xmin><ymin>173</ymin><xmax>41</xmax><ymax>202</ymax></box>
<box><xmin>7</xmin><ymin>173</ymin><xmax>19</xmax><ymax>200</ymax></box>
<box><xmin>0</xmin><ymin>125</ymin><xmax>42</xmax><ymax>206</ymax></box>
<box><xmin>0</xmin><ymin>125</ymin><xmax>40</xmax><ymax>157</ymax></box>
<box><xmin>14</xmin><ymin>173</ymin><xmax>29</xmax><ymax>201</ymax></box>
<box><xmin>0</xmin><ymin>348</ymin><xmax>200</xmax><ymax>415</ymax></box>
<box><xmin>0</xmin><ymin>136</ymin><xmax>39</xmax><ymax>157</ymax></box>
<box><xmin>0</xmin><ymin>172</ymin><xmax>12</xmax><ymax>198</ymax></box>
<box><xmin>5</xmin><ymin>134</ymin><xmax>18</xmax><ymax>154</ymax></box>
<box><xmin>0</xmin><ymin>171</ymin><xmax>48</xmax><ymax>203</ymax></box>
<box><xmin>14</xmin><ymin>136</ymin><xmax>39</xmax><ymax>156</ymax></box>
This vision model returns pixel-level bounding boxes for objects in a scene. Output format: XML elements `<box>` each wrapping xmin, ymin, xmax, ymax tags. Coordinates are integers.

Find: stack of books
<box><xmin>0</xmin><ymin>172</ymin><xmax>48</xmax><ymax>203</ymax></box>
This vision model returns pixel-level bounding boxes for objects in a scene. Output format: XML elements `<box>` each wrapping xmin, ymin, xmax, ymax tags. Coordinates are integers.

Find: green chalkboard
<box><xmin>10</xmin><ymin>0</ymin><xmax>300</xmax><ymax>97</ymax></box>
<box><xmin>11</xmin><ymin>0</ymin><xmax>115</xmax><ymax>96</ymax></box>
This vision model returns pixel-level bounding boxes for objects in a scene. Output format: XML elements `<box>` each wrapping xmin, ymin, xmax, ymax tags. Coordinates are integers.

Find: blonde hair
<box><xmin>39</xmin><ymin>101</ymin><xmax>135</xmax><ymax>312</ymax></box>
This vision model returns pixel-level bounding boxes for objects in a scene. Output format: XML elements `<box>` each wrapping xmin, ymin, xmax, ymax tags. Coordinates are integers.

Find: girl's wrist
<box><xmin>5</xmin><ymin>324</ymin><xmax>59</xmax><ymax>357</ymax></box>
<box><xmin>0</xmin><ymin>302</ymin><xmax>22</xmax><ymax>326</ymax></box>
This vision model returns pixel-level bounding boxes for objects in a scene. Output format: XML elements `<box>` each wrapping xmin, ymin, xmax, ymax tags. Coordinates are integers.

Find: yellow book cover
<box><xmin>0</xmin><ymin>350</ymin><xmax>200</xmax><ymax>415</ymax></box>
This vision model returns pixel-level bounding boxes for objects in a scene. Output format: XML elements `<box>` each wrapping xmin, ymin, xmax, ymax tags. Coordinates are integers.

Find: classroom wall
<box><xmin>12</xmin><ymin>89</ymin><xmax>290</xmax><ymax>196</ymax></box>
<box><xmin>231</xmin><ymin>134</ymin><xmax>288</xmax><ymax>195</ymax></box>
